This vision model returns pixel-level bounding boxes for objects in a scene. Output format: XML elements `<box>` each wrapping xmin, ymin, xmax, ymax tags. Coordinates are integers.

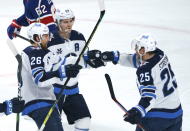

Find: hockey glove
<box><xmin>84</xmin><ymin>50</ymin><xmax>105</xmax><ymax>68</ymax></box>
<box><xmin>101</xmin><ymin>51</ymin><xmax>120</xmax><ymax>64</ymax></box>
<box><xmin>58</xmin><ymin>64</ymin><xmax>82</xmax><ymax>79</ymax></box>
<box><xmin>7</xmin><ymin>19</ymin><xmax>21</xmax><ymax>39</ymax></box>
<box><xmin>11</xmin><ymin>97</ymin><xmax>25</xmax><ymax>113</ymax></box>
<box><xmin>65</xmin><ymin>64</ymin><xmax>82</xmax><ymax>77</ymax></box>
<box><xmin>123</xmin><ymin>107</ymin><xmax>142</xmax><ymax>125</ymax></box>
<box><xmin>2</xmin><ymin>97</ymin><xmax>24</xmax><ymax>115</ymax></box>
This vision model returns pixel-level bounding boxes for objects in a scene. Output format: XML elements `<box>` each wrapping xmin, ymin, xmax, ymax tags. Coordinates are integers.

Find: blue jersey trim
<box><xmin>139</xmin><ymin>85</ymin><xmax>156</xmax><ymax>91</ymax></box>
<box><xmin>134</xmin><ymin>105</ymin><xmax>146</xmax><ymax>117</ymax></box>
<box><xmin>113</xmin><ymin>51</ymin><xmax>119</xmax><ymax>63</ymax></box>
<box><xmin>22</xmin><ymin>102</ymin><xmax>51</xmax><ymax>115</ymax></box>
<box><xmin>83</xmin><ymin>54</ymin><xmax>88</xmax><ymax>61</ymax></box>
<box><xmin>83</xmin><ymin>54</ymin><xmax>89</xmax><ymax>68</ymax></box>
<box><xmin>142</xmin><ymin>92</ymin><xmax>156</xmax><ymax>99</ymax></box>
<box><xmin>34</xmin><ymin>72</ymin><xmax>43</xmax><ymax>84</ymax></box>
<box><xmin>145</xmin><ymin>109</ymin><xmax>183</xmax><ymax>118</ymax></box>
<box><xmin>54</xmin><ymin>87</ymin><xmax>79</xmax><ymax>95</ymax></box>
<box><xmin>138</xmin><ymin>105</ymin><xmax>146</xmax><ymax>114</ymax></box>
<box><xmin>32</xmin><ymin>67</ymin><xmax>43</xmax><ymax>76</ymax></box>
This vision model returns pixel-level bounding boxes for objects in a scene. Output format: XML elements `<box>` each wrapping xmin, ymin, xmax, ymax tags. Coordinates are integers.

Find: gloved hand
<box><xmin>58</xmin><ymin>64</ymin><xmax>82</xmax><ymax>78</ymax></box>
<box><xmin>123</xmin><ymin>108</ymin><xmax>142</xmax><ymax>125</ymax></box>
<box><xmin>84</xmin><ymin>50</ymin><xmax>105</xmax><ymax>68</ymax></box>
<box><xmin>65</xmin><ymin>64</ymin><xmax>82</xmax><ymax>77</ymax></box>
<box><xmin>101</xmin><ymin>51</ymin><xmax>120</xmax><ymax>64</ymax></box>
<box><xmin>7</xmin><ymin>19</ymin><xmax>21</xmax><ymax>39</ymax></box>
<box><xmin>3</xmin><ymin>97</ymin><xmax>25</xmax><ymax>115</ymax></box>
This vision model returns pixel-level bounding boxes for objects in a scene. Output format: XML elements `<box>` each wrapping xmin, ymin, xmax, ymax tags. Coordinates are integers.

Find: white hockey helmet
<box><xmin>131</xmin><ymin>33</ymin><xmax>157</xmax><ymax>53</ymax></box>
<box><xmin>56</xmin><ymin>8</ymin><xmax>75</xmax><ymax>23</ymax></box>
<box><xmin>27</xmin><ymin>22</ymin><xmax>49</xmax><ymax>44</ymax></box>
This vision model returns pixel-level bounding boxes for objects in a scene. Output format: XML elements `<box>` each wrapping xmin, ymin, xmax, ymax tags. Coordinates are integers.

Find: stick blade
<box><xmin>6</xmin><ymin>38</ymin><xmax>19</xmax><ymax>57</ymax></box>
<box><xmin>6</xmin><ymin>38</ymin><xmax>22</xmax><ymax>63</ymax></box>
<box><xmin>105</xmin><ymin>73</ymin><xmax>116</xmax><ymax>100</ymax></box>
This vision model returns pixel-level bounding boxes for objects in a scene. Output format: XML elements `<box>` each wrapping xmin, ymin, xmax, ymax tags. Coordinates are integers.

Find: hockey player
<box><xmin>7</xmin><ymin>0</ymin><xmax>57</xmax><ymax>39</ymax></box>
<box><xmin>47</xmin><ymin>9</ymin><xmax>104</xmax><ymax>131</ymax></box>
<box><xmin>101</xmin><ymin>33</ymin><xmax>183</xmax><ymax>131</ymax></box>
<box><xmin>0</xmin><ymin>97</ymin><xmax>24</xmax><ymax>115</ymax></box>
<box><xmin>21</xmin><ymin>22</ymin><xmax>82</xmax><ymax>131</ymax></box>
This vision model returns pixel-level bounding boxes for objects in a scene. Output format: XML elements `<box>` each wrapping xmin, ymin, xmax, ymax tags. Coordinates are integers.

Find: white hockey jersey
<box><xmin>118</xmin><ymin>48</ymin><xmax>182</xmax><ymax>118</ymax></box>
<box><xmin>47</xmin><ymin>30</ymin><xmax>87</xmax><ymax>95</ymax></box>
<box><xmin>21</xmin><ymin>46</ymin><xmax>62</xmax><ymax>115</ymax></box>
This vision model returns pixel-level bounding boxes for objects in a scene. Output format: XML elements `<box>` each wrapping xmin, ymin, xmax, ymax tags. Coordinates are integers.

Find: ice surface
<box><xmin>0</xmin><ymin>0</ymin><xmax>190</xmax><ymax>130</ymax></box>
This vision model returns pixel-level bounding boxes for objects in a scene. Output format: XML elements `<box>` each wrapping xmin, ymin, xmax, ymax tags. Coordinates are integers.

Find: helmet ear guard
<box><xmin>33</xmin><ymin>34</ymin><xmax>40</xmax><ymax>43</ymax></box>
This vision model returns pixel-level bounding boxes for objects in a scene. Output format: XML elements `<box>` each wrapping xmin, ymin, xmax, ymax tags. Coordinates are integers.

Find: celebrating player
<box><xmin>101</xmin><ymin>33</ymin><xmax>183</xmax><ymax>131</ymax></box>
<box><xmin>7</xmin><ymin>0</ymin><xmax>57</xmax><ymax>40</ymax></box>
<box><xmin>20</xmin><ymin>22</ymin><xmax>82</xmax><ymax>131</ymax></box>
<box><xmin>47</xmin><ymin>9</ymin><xmax>104</xmax><ymax>131</ymax></box>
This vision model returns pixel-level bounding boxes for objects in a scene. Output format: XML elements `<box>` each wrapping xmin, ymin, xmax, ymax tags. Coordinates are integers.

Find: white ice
<box><xmin>0</xmin><ymin>0</ymin><xmax>190</xmax><ymax>130</ymax></box>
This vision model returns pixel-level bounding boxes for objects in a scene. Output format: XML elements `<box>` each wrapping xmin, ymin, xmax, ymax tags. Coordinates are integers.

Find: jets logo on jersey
<box><xmin>56</xmin><ymin>48</ymin><xmax>63</xmax><ymax>55</ymax></box>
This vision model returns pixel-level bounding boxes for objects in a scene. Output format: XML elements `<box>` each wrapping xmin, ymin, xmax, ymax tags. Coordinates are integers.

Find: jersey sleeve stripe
<box><xmin>34</xmin><ymin>72</ymin><xmax>43</xmax><ymax>84</ymax></box>
<box><xmin>139</xmin><ymin>85</ymin><xmax>156</xmax><ymax>90</ymax></box>
<box><xmin>141</xmin><ymin>92</ymin><xmax>156</xmax><ymax>99</ymax></box>
<box><xmin>141</xmin><ymin>89</ymin><xmax>155</xmax><ymax>93</ymax></box>
<box><xmin>145</xmin><ymin>109</ymin><xmax>183</xmax><ymax>119</ymax></box>
<box><xmin>32</xmin><ymin>67</ymin><xmax>43</xmax><ymax>76</ymax></box>
<box><xmin>134</xmin><ymin>105</ymin><xmax>146</xmax><ymax>117</ymax></box>
<box><xmin>27</xmin><ymin>15</ymin><xmax>54</xmax><ymax>25</ymax></box>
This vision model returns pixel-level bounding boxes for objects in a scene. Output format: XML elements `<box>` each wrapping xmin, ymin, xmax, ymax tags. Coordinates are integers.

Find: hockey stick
<box><xmin>7</xmin><ymin>38</ymin><xmax>23</xmax><ymax>131</ymax></box>
<box><xmin>39</xmin><ymin>1</ymin><xmax>105</xmax><ymax>131</ymax></box>
<box><xmin>105</xmin><ymin>74</ymin><xmax>145</xmax><ymax>131</ymax></box>
<box><xmin>16</xmin><ymin>34</ymin><xmax>30</xmax><ymax>43</ymax></box>
<box><xmin>105</xmin><ymin>73</ymin><xmax>128</xmax><ymax>112</ymax></box>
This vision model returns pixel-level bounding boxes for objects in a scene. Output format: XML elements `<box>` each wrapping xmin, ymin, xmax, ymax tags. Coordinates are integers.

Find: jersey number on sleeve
<box><xmin>31</xmin><ymin>57</ymin><xmax>42</xmax><ymax>65</ymax></box>
<box><xmin>140</xmin><ymin>72</ymin><xmax>150</xmax><ymax>83</ymax></box>
<box><xmin>160</xmin><ymin>64</ymin><xmax>177</xmax><ymax>97</ymax></box>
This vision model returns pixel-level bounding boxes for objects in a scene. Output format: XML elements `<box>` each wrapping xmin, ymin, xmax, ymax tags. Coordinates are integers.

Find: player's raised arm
<box><xmin>7</xmin><ymin>0</ymin><xmax>57</xmax><ymax>40</ymax></box>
